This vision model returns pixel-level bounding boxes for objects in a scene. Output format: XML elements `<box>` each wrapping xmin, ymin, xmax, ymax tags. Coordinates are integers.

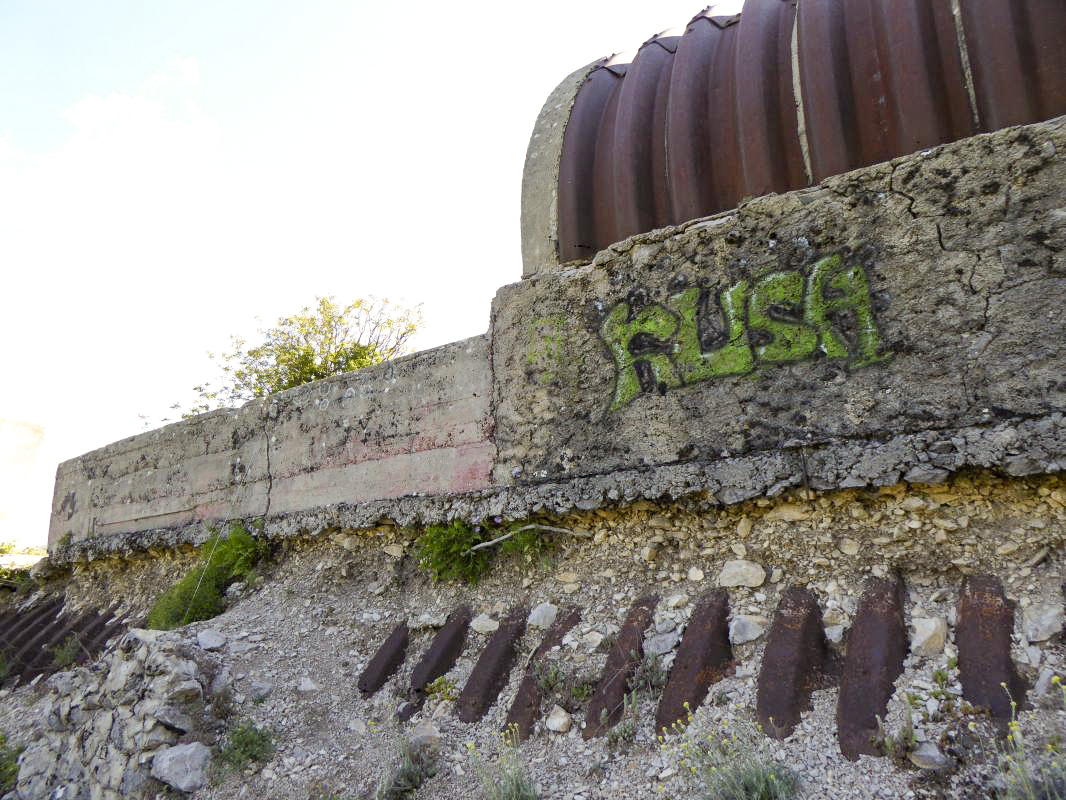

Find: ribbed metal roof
<box><xmin>555</xmin><ymin>0</ymin><xmax>1066</xmax><ymax>263</ymax></box>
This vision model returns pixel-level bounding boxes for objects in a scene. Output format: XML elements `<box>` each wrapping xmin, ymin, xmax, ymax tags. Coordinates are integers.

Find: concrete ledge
<box><xmin>48</xmin><ymin>116</ymin><xmax>1066</xmax><ymax>565</ymax></box>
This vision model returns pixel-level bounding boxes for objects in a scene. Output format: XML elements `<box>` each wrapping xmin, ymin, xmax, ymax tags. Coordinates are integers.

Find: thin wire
<box><xmin>181</xmin><ymin>529</ymin><xmax>225</xmax><ymax>627</ymax></box>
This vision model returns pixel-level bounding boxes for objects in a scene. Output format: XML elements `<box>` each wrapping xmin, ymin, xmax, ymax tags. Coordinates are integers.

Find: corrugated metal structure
<box><xmin>553</xmin><ymin>0</ymin><xmax>1066</xmax><ymax>263</ymax></box>
<box><xmin>0</xmin><ymin>599</ymin><xmax>125</xmax><ymax>685</ymax></box>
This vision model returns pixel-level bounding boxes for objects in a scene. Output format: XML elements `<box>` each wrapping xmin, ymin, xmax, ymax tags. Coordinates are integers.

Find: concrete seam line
<box><xmin>791</xmin><ymin>2</ymin><xmax>814</xmax><ymax>186</ymax></box>
<box><xmin>950</xmin><ymin>0</ymin><xmax>982</xmax><ymax>132</ymax></box>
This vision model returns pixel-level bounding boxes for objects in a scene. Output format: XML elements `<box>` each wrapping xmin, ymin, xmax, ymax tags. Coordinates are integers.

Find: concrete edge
<box><xmin>520</xmin><ymin>59</ymin><xmax>604</xmax><ymax>280</ymax></box>
<box><xmin>48</xmin><ymin>412</ymin><xmax>1065</xmax><ymax>566</ymax></box>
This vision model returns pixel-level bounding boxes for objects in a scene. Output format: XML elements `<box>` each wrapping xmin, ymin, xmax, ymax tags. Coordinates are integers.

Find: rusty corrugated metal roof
<box><xmin>556</xmin><ymin>0</ymin><xmax>1066</xmax><ymax>262</ymax></box>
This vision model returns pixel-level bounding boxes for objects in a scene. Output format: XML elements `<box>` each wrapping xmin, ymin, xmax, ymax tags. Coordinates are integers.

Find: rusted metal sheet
<box><xmin>558</xmin><ymin>65</ymin><xmax>622</xmax><ymax>264</ymax></box>
<box><xmin>0</xmin><ymin>600</ymin><xmax>124</xmax><ymax>684</ymax></box>
<box><xmin>505</xmin><ymin>607</ymin><xmax>581</xmax><ymax>740</ymax></box>
<box><xmin>666</xmin><ymin>10</ymin><xmax>743</xmax><ymax>223</ymax></box>
<box><xmin>836</xmin><ymin>577</ymin><xmax>907</xmax><ymax>761</ymax></box>
<box><xmin>456</xmin><ymin>606</ymin><xmax>527</xmax><ymax>723</ymax></box>
<box><xmin>613</xmin><ymin>34</ymin><xmax>681</xmax><ymax>241</ymax></box>
<box><xmin>555</xmin><ymin>0</ymin><xmax>1066</xmax><ymax>260</ymax></box>
<box><xmin>655</xmin><ymin>589</ymin><xmax>733</xmax><ymax>734</ymax></box>
<box><xmin>735</xmin><ymin>0</ymin><xmax>805</xmax><ymax>200</ymax></box>
<box><xmin>399</xmin><ymin>605</ymin><xmax>471</xmax><ymax>722</ymax></box>
<box><xmin>583</xmin><ymin>594</ymin><xmax>657</xmax><ymax>739</ymax></box>
<box><xmin>961</xmin><ymin>0</ymin><xmax>1066</xmax><ymax>132</ymax></box>
<box><xmin>797</xmin><ymin>0</ymin><xmax>975</xmax><ymax>182</ymax></box>
<box><xmin>756</xmin><ymin>587</ymin><xmax>834</xmax><ymax>739</ymax></box>
<box><xmin>358</xmin><ymin>622</ymin><xmax>409</xmax><ymax>698</ymax></box>
<box><xmin>956</xmin><ymin>575</ymin><xmax>1026</xmax><ymax>722</ymax></box>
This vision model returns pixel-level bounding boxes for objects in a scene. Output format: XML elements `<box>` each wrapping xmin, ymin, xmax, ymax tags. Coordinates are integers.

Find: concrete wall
<box><xmin>49</xmin><ymin>116</ymin><xmax>1066</xmax><ymax>561</ymax></box>
<box><xmin>50</xmin><ymin>336</ymin><xmax>493</xmax><ymax>550</ymax></box>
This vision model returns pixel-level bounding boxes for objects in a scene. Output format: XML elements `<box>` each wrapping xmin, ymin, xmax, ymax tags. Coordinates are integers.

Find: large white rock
<box><xmin>1024</xmin><ymin>603</ymin><xmax>1064</xmax><ymax>643</ymax></box>
<box><xmin>718</xmin><ymin>560</ymin><xmax>766</xmax><ymax>588</ymax></box>
<box><xmin>471</xmin><ymin>613</ymin><xmax>499</xmax><ymax>634</ymax></box>
<box><xmin>911</xmin><ymin>617</ymin><xmax>948</xmax><ymax>656</ymax></box>
<box><xmin>528</xmin><ymin>603</ymin><xmax>558</xmax><ymax>629</ymax></box>
<box><xmin>151</xmin><ymin>742</ymin><xmax>212</xmax><ymax>792</ymax></box>
<box><xmin>645</xmin><ymin>630</ymin><xmax>680</xmax><ymax>656</ymax></box>
<box><xmin>729</xmin><ymin>615</ymin><xmax>768</xmax><ymax>645</ymax></box>
<box><xmin>545</xmin><ymin>705</ymin><xmax>572</xmax><ymax>733</ymax></box>
<box><xmin>196</xmin><ymin>629</ymin><xmax>226</xmax><ymax>651</ymax></box>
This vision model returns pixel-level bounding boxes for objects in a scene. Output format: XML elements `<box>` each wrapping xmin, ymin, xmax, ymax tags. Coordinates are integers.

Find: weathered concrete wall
<box><xmin>494</xmin><ymin>115</ymin><xmax>1066</xmax><ymax>492</ymax></box>
<box><xmin>50</xmin><ymin>336</ymin><xmax>493</xmax><ymax>550</ymax></box>
<box><xmin>49</xmin><ymin>116</ymin><xmax>1066</xmax><ymax>563</ymax></box>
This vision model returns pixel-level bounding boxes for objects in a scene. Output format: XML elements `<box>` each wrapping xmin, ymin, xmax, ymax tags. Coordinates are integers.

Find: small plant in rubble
<box><xmin>664</xmin><ymin>710</ymin><xmax>798</xmax><ymax>800</ymax></box>
<box><xmin>471</xmin><ymin>724</ymin><xmax>539</xmax><ymax>800</ymax></box>
<box><xmin>997</xmin><ymin>677</ymin><xmax>1066</xmax><ymax>800</ymax></box>
<box><xmin>424</xmin><ymin>676</ymin><xmax>458</xmax><ymax>703</ymax></box>
<box><xmin>374</xmin><ymin>737</ymin><xmax>437</xmax><ymax>800</ymax></box>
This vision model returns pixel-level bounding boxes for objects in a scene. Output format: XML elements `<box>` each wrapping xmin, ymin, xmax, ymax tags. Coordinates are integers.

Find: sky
<box><xmin>0</xmin><ymin>0</ymin><xmax>740</xmax><ymax>546</ymax></box>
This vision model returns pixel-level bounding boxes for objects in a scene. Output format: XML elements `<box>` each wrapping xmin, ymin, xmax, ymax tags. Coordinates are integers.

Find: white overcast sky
<box><xmin>0</xmin><ymin>0</ymin><xmax>741</xmax><ymax>545</ymax></box>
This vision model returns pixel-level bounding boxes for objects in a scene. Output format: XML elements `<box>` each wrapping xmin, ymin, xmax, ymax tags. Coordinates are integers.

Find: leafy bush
<box><xmin>0</xmin><ymin>732</ymin><xmax>20</xmax><ymax>792</ymax></box>
<box><xmin>416</xmin><ymin>520</ymin><xmax>566</xmax><ymax>584</ymax></box>
<box><xmin>216</xmin><ymin>722</ymin><xmax>275</xmax><ymax>773</ymax></box>
<box><xmin>146</xmin><ymin>522</ymin><xmax>267</xmax><ymax>630</ymax></box>
<box><xmin>416</xmin><ymin>521</ymin><xmax>493</xmax><ymax>584</ymax></box>
<box><xmin>51</xmin><ymin>633</ymin><xmax>83</xmax><ymax>669</ymax></box>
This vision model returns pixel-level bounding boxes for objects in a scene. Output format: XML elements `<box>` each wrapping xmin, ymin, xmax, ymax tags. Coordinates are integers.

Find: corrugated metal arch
<box><xmin>548</xmin><ymin>0</ymin><xmax>1066</xmax><ymax>265</ymax></box>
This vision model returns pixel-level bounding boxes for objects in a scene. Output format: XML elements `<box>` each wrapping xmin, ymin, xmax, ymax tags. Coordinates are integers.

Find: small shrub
<box><xmin>374</xmin><ymin>739</ymin><xmax>437</xmax><ymax>800</ymax></box>
<box><xmin>670</xmin><ymin>718</ymin><xmax>798</xmax><ymax>800</ymax></box>
<box><xmin>51</xmin><ymin>633</ymin><xmax>83</xmax><ymax>669</ymax></box>
<box><xmin>146</xmin><ymin>523</ymin><xmax>267</xmax><ymax>630</ymax></box>
<box><xmin>606</xmin><ymin>692</ymin><xmax>640</xmax><ymax>751</ymax></box>
<box><xmin>1000</xmin><ymin>678</ymin><xmax>1066</xmax><ymax>800</ymax></box>
<box><xmin>0</xmin><ymin>732</ymin><xmax>21</xmax><ymax>792</ymax></box>
<box><xmin>216</xmin><ymin>722</ymin><xmax>274</xmax><ymax>773</ymax></box>
<box><xmin>424</xmin><ymin>676</ymin><xmax>457</xmax><ymax>703</ymax></box>
<box><xmin>629</xmin><ymin>652</ymin><xmax>668</xmax><ymax>696</ymax></box>
<box><xmin>498</xmin><ymin>528</ymin><xmax>555</xmax><ymax>563</ymax></box>
<box><xmin>475</xmin><ymin>724</ymin><xmax>538</xmax><ymax>800</ymax></box>
<box><xmin>416</xmin><ymin>521</ymin><xmax>492</xmax><ymax>584</ymax></box>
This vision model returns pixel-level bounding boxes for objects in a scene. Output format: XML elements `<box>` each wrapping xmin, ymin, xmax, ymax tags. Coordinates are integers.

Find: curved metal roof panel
<box><xmin>552</xmin><ymin>0</ymin><xmax>1066</xmax><ymax>263</ymax></box>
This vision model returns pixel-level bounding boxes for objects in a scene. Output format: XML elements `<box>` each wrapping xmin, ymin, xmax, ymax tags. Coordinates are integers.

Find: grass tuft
<box><xmin>0</xmin><ymin>732</ymin><xmax>21</xmax><ymax>793</ymax></box>
<box><xmin>215</xmin><ymin>722</ymin><xmax>274</xmax><ymax>773</ymax></box>
<box><xmin>374</xmin><ymin>739</ymin><xmax>437</xmax><ymax>799</ymax></box>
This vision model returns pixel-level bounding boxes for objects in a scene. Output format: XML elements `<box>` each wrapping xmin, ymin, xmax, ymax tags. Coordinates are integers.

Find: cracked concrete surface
<box><xmin>48</xmin><ymin>115</ymin><xmax>1066</xmax><ymax>565</ymax></box>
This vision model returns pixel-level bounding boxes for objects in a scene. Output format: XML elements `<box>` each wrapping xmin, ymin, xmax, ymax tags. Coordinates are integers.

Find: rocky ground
<box><xmin>1</xmin><ymin>470</ymin><xmax>1065</xmax><ymax>799</ymax></box>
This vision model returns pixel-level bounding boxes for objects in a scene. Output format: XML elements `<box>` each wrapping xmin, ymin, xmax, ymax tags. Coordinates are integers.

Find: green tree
<box><xmin>178</xmin><ymin>296</ymin><xmax>420</xmax><ymax>418</ymax></box>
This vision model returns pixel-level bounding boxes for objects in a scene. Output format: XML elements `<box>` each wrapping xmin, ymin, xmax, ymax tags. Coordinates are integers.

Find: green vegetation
<box><xmin>424</xmin><ymin>676</ymin><xmax>458</xmax><ymax>703</ymax></box>
<box><xmin>51</xmin><ymin>633</ymin><xmax>83</xmax><ymax>669</ymax></box>
<box><xmin>475</xmin><ymin>725</ymin><xmax>538</xmax><ymax>800</ymax></box>
<box><xmin>215</xmin><ymin>722</ymin><xmax>275</xmax><ymax>774</ymax></box>
<box><xmin>667</xmin><ymin>716</ymin><xmax>798</xmax><ymax>800</ymax></box>
<box><xmin>146</xmin><ymin>522</ymin><xmax>267</xmax><ymax>630</ymax></box>
<box><xmin>415</xmin><ymin>519</ymin><xmax>565</xmax><ymax>584</ymax></box>
<box><xmin>416</xmin><ymin>521</ymin><xmax>493</xmax><ymax>584</ymax></box>
<box><xmin>0</xmin><ymin>732</ymin><xmax>21</xmax><ymax>793</ymax></box>
<box><xmin>999</xmin><ymin>677</ymin><xmax>1066</xmax><ymax>800</ymax></box>
<box><xmin>605</xmin><ymin>691</ymin><xmax>640</xmax><ymax>751</ymax></box>
<box><xmin>374</xmin><ymin>739</ymin><xmax>437</xmax><ymax>800</ymax></box>
<box><xmin>175</xmin><ymin>296</ymin><xmax>421</xmax><ymax>419</ymax></box>
<box><xmin>531</xmin><ymin>661</ymin><xmax>595</xmax><ymax>711</ymax></box>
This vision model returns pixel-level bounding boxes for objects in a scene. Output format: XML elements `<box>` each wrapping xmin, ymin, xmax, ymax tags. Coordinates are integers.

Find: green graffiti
<box><xmin>804</xmin><ymin>255</ymin><xmax>887</xmax><ymax>367</ymax></box>
<box><xmin>748</xmin><ymin>271</ymin><xmax>818</xmax><ymax>363</ymax></box>
<box><xmin>598</xmin><ymin>256</ymin><xmax>890</xmax><ymax>409</ymax></box>
<box><xmin>527</xmin><ymin>315</ymin><xmax>568</xmax><ymax>385</ymax></box>
<box><xmin>669</xmin><ymin>283</ymin><xmax>754</xmax><ymax>383</ymax></box>
<box><xmin>600</xmin><ymin>300</ymin><xmax>681</xmax><ymax>410</ymax></box>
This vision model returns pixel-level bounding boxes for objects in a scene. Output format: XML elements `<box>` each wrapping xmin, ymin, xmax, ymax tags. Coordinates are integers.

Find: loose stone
<box><xmin>911</xmin><ymin>617</ymin><xmax>948</xmax><ymax>656</ymax></box>
<box><xmin>471</xmin><ymin>613</ymin><xmax>500</xmax><ymax>634</ymax></box>
<box><xmin>718</xmin><ymin>560</ymin><xmax>766</xmax><ymax>588</ymax></box>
